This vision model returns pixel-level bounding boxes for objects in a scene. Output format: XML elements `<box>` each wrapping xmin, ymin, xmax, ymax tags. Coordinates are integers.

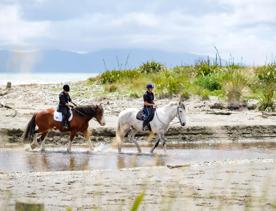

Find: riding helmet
<box><xmin>146</xmin><ymin>83</ymin><xmax>154</xmax><ymax>89</ymax></box>
<box><xmin>63</xmin><ymin>84</ymin><xmax>70</xmax><ymax>92</ymax></box>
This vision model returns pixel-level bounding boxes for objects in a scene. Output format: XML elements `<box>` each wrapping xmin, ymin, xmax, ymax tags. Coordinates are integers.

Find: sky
<box><xmin>0</xmin><ymin>0</ymin><xmax>276</xmax><ymax>64</ymax></box>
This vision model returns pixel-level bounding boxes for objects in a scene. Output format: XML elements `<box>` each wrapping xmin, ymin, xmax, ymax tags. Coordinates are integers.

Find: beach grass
<box><xmin>87</xmin><ymin>59</ymin><xmax>275</xmax><ymax>111</ymax></box>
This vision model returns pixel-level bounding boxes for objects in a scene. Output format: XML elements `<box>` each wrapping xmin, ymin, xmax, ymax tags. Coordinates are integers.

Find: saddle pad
<box><xmin>54</xmin><ymin>110</ymin><xmax>73</xmax><ymax>122</ymax></box>
<box><xmin>136</xmin><ymin>110</ymin><xmax>145</xmax><ymax>121</ymax></box>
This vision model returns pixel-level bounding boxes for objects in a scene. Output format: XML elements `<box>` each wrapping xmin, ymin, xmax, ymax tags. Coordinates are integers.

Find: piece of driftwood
<box><xmin>0</xmin><ymin>103</ymin><xmax>17</xmax><ymax>117</ymax></box>
<box><xmin>0</xmin><ymin>91</ymin><xmax>8</xmax><ymax>96</ymax></box>
<box><xmin>206</xmin><ymin>110</ymin><xmax>232</xmax><ymax>115</ymax></box>
<box><xmin>167</xmin><ymin>164</ymin><xmax>191</xmax><ymax>169</ymax></box>
<box><xmin>0</xmin><ymin>103</ymin><xmax>13</xmax><ymax>109</ymax></box>
<box><xmin>262</xmin><ymin>112</ymin><xmax>276</xmax><ymax>117</ymax></box>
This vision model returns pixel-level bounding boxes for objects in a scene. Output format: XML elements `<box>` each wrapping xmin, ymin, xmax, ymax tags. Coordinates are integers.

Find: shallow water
<box><xmin>0</xmin><ymin>142</ymin><xmax>276</xmax><ymax>173</ymax></box>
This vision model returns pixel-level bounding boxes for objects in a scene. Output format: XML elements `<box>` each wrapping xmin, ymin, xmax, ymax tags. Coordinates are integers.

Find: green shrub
<box><xmin>98</xmin><ymin>69</ymin><xmax>141</xmax><ymax>84</ymax></box>
<box><xmin>104</xmin><ymin>84</ymin><xmax>118</xmax><ymax>92</ymax></box>
<box><xmin>129</xmin><ymin>91</ymin><xmax>140</xmax><ymax>98</ymax></box>
<box><xmin>194</xmin><ymin>74</ymin><xmax>222</xmax><ymax>91</ymax></box>
<box><xmin>152</xmin><ymin>70</ymin><xmax>189</xmax><ymax>98</ymax></box>
<box><xmin>180</xmin><ymin>90</ymin><xmax>191</xmax><ymax>100</ymax></box>
<box><xmin>172</xmin><ymin>66</ymin><xmax>195</xmax><ymax>78</ymax></box>
<box><xmin>138</xmin><ymin>61</ymin><xmax>165</xmax><ymax>74</ymax></box>
<box><xmin>194</xmin><ymin>57</ymin><xmax>220</xmax><ymax>76</ymax></box>
<box><xmin>256</xmin><ymin>64</ymin><xmax>276</xmax><ymax>111</ymax></box>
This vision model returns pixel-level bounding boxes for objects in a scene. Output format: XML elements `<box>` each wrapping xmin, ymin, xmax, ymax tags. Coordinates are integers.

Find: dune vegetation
<box><xmin>88</xmin><ymin>59</ymin><xmax>275</xmax><ymax>111</ymax></box>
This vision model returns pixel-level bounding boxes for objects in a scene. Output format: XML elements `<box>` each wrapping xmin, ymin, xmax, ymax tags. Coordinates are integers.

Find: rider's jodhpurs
<box><xmin>143</xmin><ymin>107</ymin><xmax>155</xmax><ymax>128</ymax></box>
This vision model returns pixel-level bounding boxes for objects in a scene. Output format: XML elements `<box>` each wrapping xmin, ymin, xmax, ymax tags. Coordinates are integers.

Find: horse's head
<box><xmin>177</xmin><ymin>101</ymin><xmax>186</xmax><ymax>126</ymax></box>
<box><xmin>95</xmin><ymin>104</ymin><xmax>105</xmax><ymax>126</ymax></box>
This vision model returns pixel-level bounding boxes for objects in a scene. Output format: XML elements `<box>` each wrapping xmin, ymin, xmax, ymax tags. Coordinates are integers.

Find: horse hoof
<box><xmin>30</xmin><ymin>143</ymin><xmax>39</xmax><ymax>150</ymax></box>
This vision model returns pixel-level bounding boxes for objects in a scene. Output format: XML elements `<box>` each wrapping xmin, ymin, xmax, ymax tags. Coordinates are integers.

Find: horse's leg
<box><xmin>40</xmin><ymin>132</ymin><xmax>48</xmax><ymax>152</ymax></box>
<box><xmin>129</xmin><ymin>130</ymin><xmax>141</xmax><ymax>153</ymax></box>
<box><xmin>84</xmin><ymin>130</ymin><xmax>93</xmax><ymax>151</ymax></box>
<box><xmin>67</xmin><ymin>131</ymin><xmax>76</xmax><ymax>153</ymax></box>
<box><xmin>150</xmin><ymin>134</ymin><xmax>161</xmax><ymax>153</ymax></box>
<box><xmin>161</xmin><ymin>134</ymin><xmax>167</xmax><ymax>154</ymax></box>
<box><xmin>30</xmin><ymin>131</ymin><xmax>39</xmax><ymax>149</ymax></box>
<box><xmin>116</xmin><ymin>125</ymin><xmax>129</xmax><ymax>153</ymax></box>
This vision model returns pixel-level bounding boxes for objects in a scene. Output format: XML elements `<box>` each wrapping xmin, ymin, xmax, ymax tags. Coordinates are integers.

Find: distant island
<box><xmin>0</xmin><ymin>48</ymin><xmax>207</xmax><ymax>73</ymax></box>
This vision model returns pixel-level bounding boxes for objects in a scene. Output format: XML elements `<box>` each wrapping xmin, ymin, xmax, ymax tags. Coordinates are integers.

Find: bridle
<box><xmin>155</xmin><ymin>103</ymin><xmax>186</xmax><ymax>126</ymax></box>
<box><xmin>176</xmin><ymin>103</ymin><xmax>186</xmax><ymax>125</ymax></box>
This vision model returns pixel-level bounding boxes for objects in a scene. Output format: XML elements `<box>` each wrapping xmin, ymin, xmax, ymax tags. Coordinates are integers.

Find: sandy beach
<box><xmin>0</xmin><ymin>81</ymin><xmax>275</xmax><ymax>210</ymax></box>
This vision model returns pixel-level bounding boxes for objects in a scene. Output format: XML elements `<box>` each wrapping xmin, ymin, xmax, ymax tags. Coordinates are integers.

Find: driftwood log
<box><xmin>0</xmin><ymin>103</ymin><xmax>17</xmax><ymax>117</ymax></box>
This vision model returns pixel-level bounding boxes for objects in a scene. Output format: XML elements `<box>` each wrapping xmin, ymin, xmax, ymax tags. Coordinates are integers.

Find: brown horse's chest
<box><xmin>71</xmin><ymin>117</ymin><xmax>89</xmax><ymax>131</ymax></box>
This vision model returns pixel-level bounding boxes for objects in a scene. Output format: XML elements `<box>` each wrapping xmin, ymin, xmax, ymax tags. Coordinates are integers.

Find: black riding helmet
<box><xmin>63</xmin><ymin>84</ymin><xmax>70</xmax><ymax>92</ymax></box>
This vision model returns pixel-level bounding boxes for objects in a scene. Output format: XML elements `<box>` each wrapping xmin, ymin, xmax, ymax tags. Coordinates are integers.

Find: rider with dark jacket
<box><xmin>143</xmin><ymin>83</ymin><xmax>156</xmax><ymax>131</ymax></box>
<box><xmin>58</xmin><ymin>84</ymin><xmax>76</xmax><ymax>129</ymax></box>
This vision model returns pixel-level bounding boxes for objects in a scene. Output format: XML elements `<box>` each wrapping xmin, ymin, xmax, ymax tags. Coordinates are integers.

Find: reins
<box><xmin>155</xmin><ymin>110</ymin><xmax>167</xmax><ymax>125</ymax></box>
<box><xmin>155</xmin><ymin>106</ymin><xmax>183</xmax><ymax>126</ymax></box>
<box><xmin>72</xmin><ymin>107</ymin><xmax>95</xmax><ymax>118</ymax></box>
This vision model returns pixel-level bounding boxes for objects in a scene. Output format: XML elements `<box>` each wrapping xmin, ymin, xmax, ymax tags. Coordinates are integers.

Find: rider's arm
<box><xmin>67</xmin><ymin>95</ymin><xmax>76</xmax><ymax>107</ymax></box>
<box><xmin>70</xmin><ymin>102</ymin><xmax>77</xmax><ymax>107</ymax></box>
<box><xmin>144</xmin><ymin>101</ymin><xmax>155</xmax><ymax>106</ymax></box>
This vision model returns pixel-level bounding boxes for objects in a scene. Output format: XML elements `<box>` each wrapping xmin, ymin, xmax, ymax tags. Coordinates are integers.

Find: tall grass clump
<box><xmin>256</xmin><ymin>64</ymin><xmax>276</xmax><ymax>111</ymax></box>
<box><xmin>219</xmin><ymin>66</ymin><xmax>250</xmax><ymax>108</ymax></box>
<box><xmin>138</xmin><ymin>61</ymin><xmax>165</xmax><ymax>74</ymax></box>
<box><xmin>194</xmin><ymin>57</ymin><xmax>220</xmax><ymax>77</ymax></box>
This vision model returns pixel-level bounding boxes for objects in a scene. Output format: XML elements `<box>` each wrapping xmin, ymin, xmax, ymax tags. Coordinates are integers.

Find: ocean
<box><xmin>0</xmin><ymin>73</ymin><xmax>97</xmax><ymax>85</ymax></box>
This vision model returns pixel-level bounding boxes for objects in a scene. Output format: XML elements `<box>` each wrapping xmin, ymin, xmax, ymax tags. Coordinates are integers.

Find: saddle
<box><xmin>136</xmin><ymin>110</ymin><xmax>145</xmax><ymax>121</ymax></box>
<box><xmin>136</xmin><ymin>109</ymin><xmax>155</xmax><ymax>121</ymax></box>
<box><xmin>54</xmin><ymin>110</ymin><xmax>73</xmax><ymax>122</ymax></box>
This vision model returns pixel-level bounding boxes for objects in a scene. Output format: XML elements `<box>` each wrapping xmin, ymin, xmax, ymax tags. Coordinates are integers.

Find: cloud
<box><xmin>0</xmin><ymin>0</ymin><xmax>276</xmax><ymax>64</ymax></box>
<box><xmin>0</xmin><ymin>3</ymin><xmax>50</xmax><ymax>47</ymax></box>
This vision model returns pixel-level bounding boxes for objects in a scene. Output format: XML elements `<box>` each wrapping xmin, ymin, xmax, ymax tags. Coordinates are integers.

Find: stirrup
<box><xmin>143</xmin><ymin>125</ymin><xmax>150</xmax><ymax>131</ymax></box>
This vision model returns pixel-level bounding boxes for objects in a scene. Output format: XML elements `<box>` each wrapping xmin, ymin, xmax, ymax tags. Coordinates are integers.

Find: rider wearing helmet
<box><xmin>57</xmin><ymin>84</ymin><xmax>76</xmax><ymax>129</ymax></box>
<box><xmin>143</xmin><ymin>83</ymin><xmax>156</xmax><ymax>131</ymax></box>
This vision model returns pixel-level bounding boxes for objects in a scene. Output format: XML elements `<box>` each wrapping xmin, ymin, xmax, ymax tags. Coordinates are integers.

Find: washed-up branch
<box><xmin>0</xmin><ymin>102</ymin><xmax>17</xmax><ymax>117</ymax></box>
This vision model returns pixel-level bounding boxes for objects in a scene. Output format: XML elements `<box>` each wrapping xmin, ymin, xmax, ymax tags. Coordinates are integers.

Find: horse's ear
<box><xmin>179</xmin><ymin>95</ymin><xmax>185</xmax><ymax>103</ymax></box>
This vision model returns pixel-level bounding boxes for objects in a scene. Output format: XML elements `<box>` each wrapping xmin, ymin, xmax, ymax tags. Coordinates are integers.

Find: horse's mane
<box><xmin>73</xmin><ymin>105</ymin><xmax>101</xmax><ymax>118</ymax></box>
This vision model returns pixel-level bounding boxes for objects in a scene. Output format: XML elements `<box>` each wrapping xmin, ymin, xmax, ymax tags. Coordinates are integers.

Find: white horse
<box><xmin>115</xmin><ymin>101</ymin><xmax>186</xmax><ymax>153</ymax></box>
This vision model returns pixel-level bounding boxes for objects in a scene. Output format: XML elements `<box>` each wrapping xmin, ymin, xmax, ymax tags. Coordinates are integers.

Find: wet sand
<box><xmin>1</xmin><ymin>158</ymin><xmax>275</xmax><ymax>210</ymax></box>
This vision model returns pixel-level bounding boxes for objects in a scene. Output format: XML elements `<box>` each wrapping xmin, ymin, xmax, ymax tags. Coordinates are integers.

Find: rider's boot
<box><xmin>62</xmin><ymin>117</ymin><xmax>69</xmax><ymax>129</ymax></box>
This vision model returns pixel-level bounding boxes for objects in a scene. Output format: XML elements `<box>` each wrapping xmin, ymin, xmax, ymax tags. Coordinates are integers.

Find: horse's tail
<box><xmin>22</xmin><ymin>113</ymin><xmax>37</xmax><ymax>143</ymax></box>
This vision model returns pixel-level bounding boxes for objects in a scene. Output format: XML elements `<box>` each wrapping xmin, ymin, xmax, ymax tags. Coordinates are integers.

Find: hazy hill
<box><xmin>0</xmin><ymin>49</ymin><xmax>206</xmax><ymax>73</ymax></box>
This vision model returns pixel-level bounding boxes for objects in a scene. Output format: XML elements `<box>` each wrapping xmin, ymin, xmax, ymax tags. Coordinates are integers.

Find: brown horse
<box><xmin>22</xmin><ymin>104</ymin><xmax>105</xmax><ymax>152</ymax></box>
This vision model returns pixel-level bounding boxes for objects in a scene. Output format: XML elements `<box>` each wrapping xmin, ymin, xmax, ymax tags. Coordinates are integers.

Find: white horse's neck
<box><xmin>156</xmin><ymin>103</ymin><xmax>178</xmax><ymax>126</ymax></box>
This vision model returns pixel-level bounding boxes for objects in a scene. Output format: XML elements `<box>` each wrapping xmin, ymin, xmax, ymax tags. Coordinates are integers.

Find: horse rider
<box><xmin>143</xmin><ymin>83</ymin><xmax>156</xmax><ymax>131</ymax></box>
<box><xmin>58</xmin><ymin>84</ymin><xmax>77</xmax><ymax>129</ymax></box>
